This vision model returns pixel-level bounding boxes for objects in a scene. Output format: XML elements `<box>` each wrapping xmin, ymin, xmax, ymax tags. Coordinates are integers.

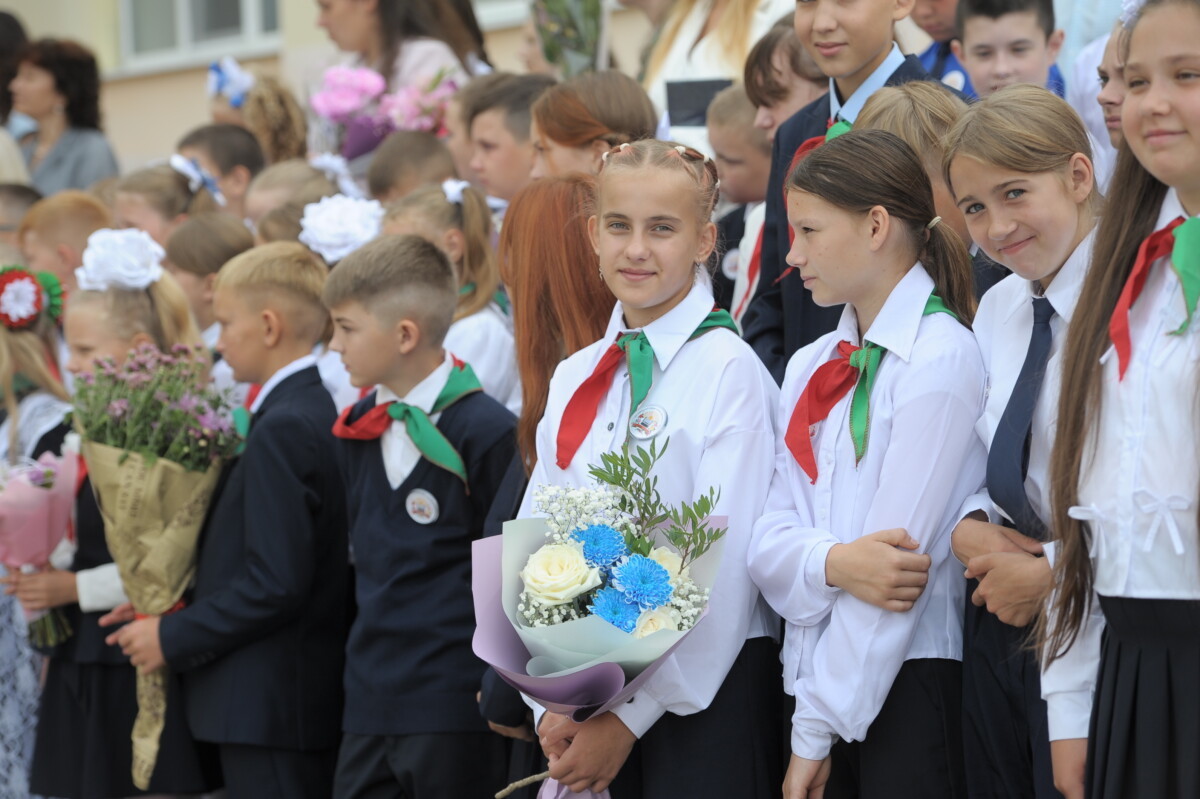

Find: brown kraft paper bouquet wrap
<box><xmin>74</xmin><ymin>342</ymin><xmax>241</xmax><ymax>789</ymax></box>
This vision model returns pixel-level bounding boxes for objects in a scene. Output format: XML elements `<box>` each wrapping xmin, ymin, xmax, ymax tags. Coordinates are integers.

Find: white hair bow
<box><xmin>168</xmin><ymin>154</ymin><xmax>227</xmax><ymax>207</ymax></box>
<box><xmin>1120</xmin><ymin>0</ymin><xmax>1146</xmax><ymax>27</ymax></box>
<box><xmin>309</xmin><ymin>152</ymin><xmax>364</xmax><ymax>199</ymax></box>
<box><xmin>207</xmin><ymin>56</ymin><xmax>256</xmax><ymax>108</ymax></box>
<box><xmin>76</xmin><ymin>229</ymin><xmax>165</xmax><ymax>291</ymax></box>
<box><xmin>298</xmin><ymin>195</ymin><xmax>384</xmax><ymax>263</ymax></box>
<box><xmin>441</xmin><ymin>179</ymin><xmax>470</xmax><ymax>205</ymax></box>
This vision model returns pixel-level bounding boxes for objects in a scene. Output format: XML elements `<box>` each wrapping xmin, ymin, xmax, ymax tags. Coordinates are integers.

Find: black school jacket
<box><xmin>159</xmin><ymin>366</ymin><xmax>351</xmax><ymax>751</ymax></box>
<box><xmin>741</xmin><ymin>56</ymin><xmax>951</xmax><ymax>384</ymax></box>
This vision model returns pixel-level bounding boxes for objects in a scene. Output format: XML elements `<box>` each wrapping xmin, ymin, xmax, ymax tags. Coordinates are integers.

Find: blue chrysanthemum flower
<box><xmin>610</xmin><ymin>555</ymin><xmax>673</xmax><ymax>609</ymax></box>
<box><xmin>571</xmin><ymin>524</ymin><xmax>629</xmax><ymax>567</ymax></box>
<box><xmin>589</xmin><ymin>587</ymin><xmax>641</xmax><ymax>633</ymax></box>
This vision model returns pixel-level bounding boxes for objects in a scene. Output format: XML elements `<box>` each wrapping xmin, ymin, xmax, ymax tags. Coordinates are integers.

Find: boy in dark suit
<box><xmin>109</xmin><ymin>241</ymin><xmax>351</xmax><ymax>799</ymax></box>
<box><xmin>323</xmin><ymin>235</ymin><xmax>516</xmax><ymax>799</ymax></box>
<box><xmin>741</xmin><ymin>0</ymin><xmax>955</xmax><ymax>382</ymax></box>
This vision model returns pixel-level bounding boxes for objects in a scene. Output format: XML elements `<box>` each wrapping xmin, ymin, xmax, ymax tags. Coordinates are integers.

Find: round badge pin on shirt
<box><xmin>629</xmin><ymin>406</ymin><xmax>667</xmax><ymax>440</ymax></box>
<box><xmin>406</xmin><ymin>489</ymin><xmax>439</xmax><ymax>524</ymax></box>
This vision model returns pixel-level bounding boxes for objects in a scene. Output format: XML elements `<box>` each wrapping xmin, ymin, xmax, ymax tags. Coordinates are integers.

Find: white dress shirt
<box><xmin>960</xmin><ymin>229</ymin><xmax>1095</xmax><ymax>529</ymax></box>
<box><xmin>829</xmin><ymin>44</ymin><xmax>908</xmax><ymax>125</ymax></box>
<box><xmin>444</xmin><ymin>303</ymin><xmax>521</xmax><ymax>415</ymax></box>
<box><xmin>374</xmin><ymin>353</ymin><xmax>454</xmax><ymax>490</ymax></box>
<box><xmin>748</xmin><ymin>264</ymin><xmax>987</xmax><ymax>760</ymax></box>
<box><xmin>520</xmin><ymin>282</ymin><xmax>780</xmax><ymax>737</ymax></box>
<box><xmin>1042</xmin><ymin>188</ymin><xmax>1200</xmax><ymax>738</ymax></box>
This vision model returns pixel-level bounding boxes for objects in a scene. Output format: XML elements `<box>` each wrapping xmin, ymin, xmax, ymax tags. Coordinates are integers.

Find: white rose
<box><xmin>649</xmin><ymin>546</ymin><xmax>689</xmax><ymax>583</ymax></box>
<box><xmin>77</xmin><ymin>229</ymin><xmax>165</xmax><ymax>291</ymax></box>
<box><xmin>633</xmin><ymin>607</ymin><xmax>681</xmax><ymax>639</ymax></box>
<box><xmin>298</xmin><ymin>194</ymin><xmax>384</xmax><ymax>263</ymax></box>
<box><xmin>520</xmin><ymin>542</ymin><xmax>602</xmax><ymax>606</ymax></box>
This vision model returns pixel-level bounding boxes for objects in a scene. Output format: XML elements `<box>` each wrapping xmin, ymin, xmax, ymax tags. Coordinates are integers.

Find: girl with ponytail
<box><xmin>114</xmin><ymin>162</ymin><xmax>221</xmax><ymax>248</ymax></box>
<box><xmin>747</xmin><ymin>128</ymin><xmax>984</xmax><ymax>799</ymax></box>
<box><xmin>1039</xmin><ymin>0</ymin><xmax>1200</xmax><ymax>795</ymax></box>
<box><xmin>382</xmin><ymin>180</ymin><xmax>519</xmax><ymax>412</ymax></box>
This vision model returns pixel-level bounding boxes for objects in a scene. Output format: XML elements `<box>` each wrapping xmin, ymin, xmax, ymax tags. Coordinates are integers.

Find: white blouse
<box><xmin>644</xmin><ymin>0</ymin><xmax>792</xmax><ymax>116</ymax></box>
<box><xmin>960</xmin><ymin>229</ymin><xmax>1095</xmax><ymax>528</ymax></box>
<box><xmin>1042</xmin><ymin>188</ymin><xmax>1200</xmax><ymax>739</ymax></box>
<box><xmin>445</xmin><ymin>303</ymin><xmax>521</xmax><ymax>415</ymax></box>
<box><xmin>521</xmin><ymin>282</ymin><xmax>780</xmax><ymax>737</ymax></box>
<box><xmin>748</xmin><ymin>264</ymin><xmax>987</xmax><ymax>760</ymax></box>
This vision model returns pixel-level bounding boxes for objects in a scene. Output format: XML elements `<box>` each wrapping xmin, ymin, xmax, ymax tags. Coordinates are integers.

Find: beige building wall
<box><xmin>5</xmin><ymin>0</ymin><xmax>653</xmax><ymax>170</ymax></box>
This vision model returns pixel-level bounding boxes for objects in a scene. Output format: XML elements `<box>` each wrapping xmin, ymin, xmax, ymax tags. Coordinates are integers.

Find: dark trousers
<box><xmin>333</xmin><ymin>731</ymin><xmax>507</xmax><ymax>799</ymax></box>
<box><xmin>962</xmin><ymin>581</ymin><xmax>1061</xmax><ymax>798</ymax></box>
<box><xmin>607</xmin><ymin>636</ymin><xmax>788</xmax><ymax>799</ymax></box>
<box><xmin>827</xmin><ymin>658</ymin><xmax>966</xmax><ymax>799</ymax></box>
<box><xmin>220</xmin><ymin>742</ymin><xmax>339</xmax><ymax>799</ymax></box>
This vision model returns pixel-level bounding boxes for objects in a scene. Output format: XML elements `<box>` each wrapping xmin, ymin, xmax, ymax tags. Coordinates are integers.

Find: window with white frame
<box><xmin>119</xmin><ymin>0</ymin><xmax>280</xmax><ymax>74</ymax></box>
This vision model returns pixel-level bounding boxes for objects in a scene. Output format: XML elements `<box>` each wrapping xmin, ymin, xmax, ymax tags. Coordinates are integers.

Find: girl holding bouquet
<box><xmin>383</xmin><ymin>180</ymin><xmax>520</xmax><ymax>412</ymax></box>
<box><xmin>12</xmin><ymin>229</ymin><xmax>221</xmax><ymax>799</ymax></box>
<box><xmin>317</xmin><ymin>0</ymin><xmax>488</xmax><ymax>95</ymax></box>
<box><xmin>526</xmin><ymin>139</ymin><xmax>785</xmax><ymax>797</ymax></box>
<box><xmin>747</xmin><ymin>129</ymin><xmax>985</xmax><ymax>799</ymax></box>
<box><xmin>0</xmin><ymin>267</ymin><xmax>70</xmax><ymax>799</ymax></box>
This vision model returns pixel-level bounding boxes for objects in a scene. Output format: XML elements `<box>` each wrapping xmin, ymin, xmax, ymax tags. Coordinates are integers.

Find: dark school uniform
<box><xmin>962</xmin><ymin>231</ymin><xmax>1095</xmax><ymax>798</ymax></box>
<box><xmin>478</xmin><ymin>452</ymin><xmax>543</xmax><ymax>799</ymax></box>
<box><xmin>333</xmin><ymin>388</ymin><xmax>516</xmax><ymax>799</ymax></box>
<box><xmin>710</xmin><ymin>203</ymin><xmax>747</xmax><ymax>312</ymax></box>
<box><xmin>158</xmin><ymin>364</ymin><xmax>351</xmax><ymax>799</ymax></box>
<box><xmin>32</xmin><ymin>425</ymin><xmax>221</xmax><ymax>799</ymax></box>
<box><xmin>741</xmin><ymin>54</ymin><xmax>952</xmax><ymax>383</ymax></box>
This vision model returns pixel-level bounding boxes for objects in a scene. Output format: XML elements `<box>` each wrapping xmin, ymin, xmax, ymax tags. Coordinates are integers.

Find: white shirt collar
<box><xmin>250</xmin><ymin>353</ymin><xmax>318</xmax><ymax>413</ymax></box>
<box><xmin>834</xmin><ymin>263</ymin><xmax>936</xmax><ymax>363</ymax></box>
<box><xmin>376</xmin><ymin>351</ymin><xmax>453</xmax><ymax>415</ymax></box>
<box><xmin>604</xmin><ymin>282</ymin><xmax>717</xmax><ymax>372</ymax></box>
<box><xmin>829</xmin><ymin>44</ymin><xmax>906</xmax><ymax>124</ymax></box>
<box><xmin>201</xmin><ymin>323</ymin><xmax>220</xmax><ymax>349</ymax></box>
<box><xmin>1158</xmin><ymin>187</ymin><xmax>1188</xmax><ymax>227</ymax></box>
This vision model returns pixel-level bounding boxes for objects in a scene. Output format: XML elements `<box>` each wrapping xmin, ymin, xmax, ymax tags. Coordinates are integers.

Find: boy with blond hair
<box><xmin>109</xmin><ymin>242</ymin><xmax>350</xmax><ymax>799</ymax></box>
<box><xmin>19</xmin><ymin>190</ymin><xmax>110</xmax><ymax>291</ymax></box>
<box><xmin>324</xmin><ymin>234</ymin><xmax>515</xmax><ymax>799</ymax></box>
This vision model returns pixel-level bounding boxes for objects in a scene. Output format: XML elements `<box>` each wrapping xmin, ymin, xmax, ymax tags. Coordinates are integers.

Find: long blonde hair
<box><xmin>643</xmin><ymin>0</ymin><xmax>758</xmax><ymax>92</ymax></box>
<box><xmin>0</xmin><ymin>297</ymin><xmax>69</xmax><ymax>462</ymax></box>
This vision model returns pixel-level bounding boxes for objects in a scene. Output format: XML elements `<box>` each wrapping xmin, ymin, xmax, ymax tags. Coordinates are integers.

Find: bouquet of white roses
<box><xmin>473</xmin><ymin>439</ymin><xmax>726</xmax><ymax>798</ymax></box>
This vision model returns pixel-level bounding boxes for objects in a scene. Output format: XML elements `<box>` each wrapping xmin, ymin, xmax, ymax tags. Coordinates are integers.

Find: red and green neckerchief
<box><xmin>555</xmin><ymin>308</ymin><xmax>739</xmax><ymax>469</ymax></box>
<box><xmin>331</xmin><ymin>357</ymin><xmax>482</xmax><ymax>487</ymax></box>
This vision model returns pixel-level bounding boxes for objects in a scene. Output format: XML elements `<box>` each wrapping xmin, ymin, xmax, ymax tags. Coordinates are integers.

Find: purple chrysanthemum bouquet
<box><xmin>72</xmin><ymin>343</ymin><xmax>241</xmax><ymax>789</ymax></box>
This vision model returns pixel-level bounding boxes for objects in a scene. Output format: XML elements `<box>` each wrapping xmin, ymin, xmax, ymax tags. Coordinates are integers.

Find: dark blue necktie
<box><xmin>986</xmin><ymin>296</ymin><xmax>1054</xmax><ymax>539</ymax></box>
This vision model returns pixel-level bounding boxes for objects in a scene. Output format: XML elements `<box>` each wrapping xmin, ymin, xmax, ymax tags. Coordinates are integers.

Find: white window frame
<box><xmin>113</xmin><ymin>0</ymin><xmax>281</xmax><ymax>78</ymax></box>
<box><xmin>474</xmin><ymin>0</ymin><xmax>532</xmax><ymax>32</ymax></box>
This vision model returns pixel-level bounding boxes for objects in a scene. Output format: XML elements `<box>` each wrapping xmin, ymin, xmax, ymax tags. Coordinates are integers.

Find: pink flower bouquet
<box><xmin>0</xmin><ymin>447</ymin><xmax>79</xmax><ymax>647</ymax></box>
<box><xmin>310</xmin><ymin>65</ymin><xmax>387</xmax><ymax>124</ymax></box>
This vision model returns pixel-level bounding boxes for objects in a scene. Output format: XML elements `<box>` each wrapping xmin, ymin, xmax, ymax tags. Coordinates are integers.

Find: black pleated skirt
<box><xmin>1088</xmin><ymin>596</ymin><xmax>1200</xmax><ymax>799</ymax></box>
<box><xmin>606</xmin><ymin>636</ymin><xmax>789</xmax><ymax>799</ymax></box>
<box><xmin>30</xmin><ymin>659</ymin><xmax>223</xmax><ymax>799</ymax></box>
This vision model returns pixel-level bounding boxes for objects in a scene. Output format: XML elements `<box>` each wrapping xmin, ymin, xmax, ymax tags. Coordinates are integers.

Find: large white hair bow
<box><xmin>298</xmin><ymin>195</ymin><xmax>384</xmax><ymax>263</ymax></box>
<box><xmin>76</xmin><ymin>229</ymin><xmax>165</xmax><ymax>291</ymax></box>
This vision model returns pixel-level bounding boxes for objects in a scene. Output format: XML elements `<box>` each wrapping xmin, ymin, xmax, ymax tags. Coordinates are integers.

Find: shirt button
<box><xmin>607</xmin><ymin>422</ymin><xmax>615</xmax><ymax>431</ymax></box>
